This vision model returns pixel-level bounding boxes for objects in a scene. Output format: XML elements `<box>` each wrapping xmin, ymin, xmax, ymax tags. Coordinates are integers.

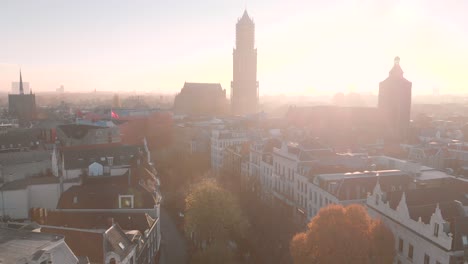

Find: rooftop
<box><xmin>0</xmin><ymin>227</ymin><xmax>64</xmax><ymax>263</ymax></box>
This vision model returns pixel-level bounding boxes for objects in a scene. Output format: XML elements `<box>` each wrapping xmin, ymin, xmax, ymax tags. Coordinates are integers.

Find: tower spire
<box><xmin>19</xmin><ymin>69</ymin><xmax>24</xmax><ymax>95</ymax></box>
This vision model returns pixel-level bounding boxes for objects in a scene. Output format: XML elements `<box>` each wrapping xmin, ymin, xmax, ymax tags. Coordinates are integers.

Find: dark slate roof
<box><xmin>57</xmin><ymin>182</ymin><xmax>157</xmax><ymax>210</ymax></box>
<box><xmin>332</xmin><ymin>172</ymin><xmax>411</xmax><ymax>201</ymax></box>
<box><xmin>58</xmin><ymin>124</ymin><xmax>103</xmax><ymax>139</ymax></box>
<box><xmin>37</xmin><ymin>210</ymin><xmax>156</xmax><ymax>234</ymax></box>
<box><xmin>62</xmin><ymin>144</ymin><xmax>141</xmax><ymax>170</ymax></box>
<box><xmin>386</xmin><ymin>187</ymin><xmax>468</xmax><ymax>224</ymax></box>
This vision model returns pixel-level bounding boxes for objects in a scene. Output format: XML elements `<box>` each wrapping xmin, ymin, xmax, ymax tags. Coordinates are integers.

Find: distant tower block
<box><xmin>231</xmin><ymin>10</ymin><xmax>259</xmax><ymax>115</ymax></box>
<box><xmin>113</xmin><ymin>94</ymin><xmax>122</xmax><ymax>108</ymax></box>
<box><xmin>57</xmin><ymin>85</ymin><xmax>65</xmax><ymax>93</ymax></box>
<box><xmin>378</xmin><ymin>57</ymin><xmax>412</xmax><ymax>142</ymax></box>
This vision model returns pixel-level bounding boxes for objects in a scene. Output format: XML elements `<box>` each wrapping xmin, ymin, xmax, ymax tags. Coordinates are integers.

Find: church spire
<box><xmin>19</xmin><ymin>69</ymin><xmax>24</xmax><ymax>95</ymax></box>
<box><xmin>239</xmin><ymin>9</ymin><xmax>254</xmax><ymax>24</ymax></box>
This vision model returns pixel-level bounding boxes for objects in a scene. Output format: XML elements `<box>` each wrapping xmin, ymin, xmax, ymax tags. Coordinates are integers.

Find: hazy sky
<box><xmin>1</xmin><ymin>0</ymin><xmax>468</xmax><ymax>95</ymax></box>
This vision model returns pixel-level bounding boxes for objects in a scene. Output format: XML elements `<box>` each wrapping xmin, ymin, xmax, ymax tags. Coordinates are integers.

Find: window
<box><xmin>398</xmin><ymin>238</ymin><xmax>403</xmax><ymax>253</ymax></box>
<box><xmin>408</xmin><ymin>244</ymin><xmax>413</xmax><ymax>260</ymax></box>
<box><xmin>118</xmin><ymin>242</ymin><xmax>125</xmax><ymax>250</ymax></box>
<box><xmin>424</xmin><ymin>254</ymin><xmax>430</xmax><ymax>264</ymax></box>
<box><xmin>462</xmin><ymin>235</ymin><xmax>468</xmax><ymax>247</ymax></box>
<box><xmin>433</xmin><ymin>223</ymin><xmax>439</xmax><ymax>237</ymax></box>
<box><xmin>107</xmin><ymin>157</ymin><xmax>114</xmax><ymax>166</ymax></box>
<box><xmin>73</xmin><ymin>196</ymin><xmax>78</xmax><ymax>204</ymax></box>
<box><xmin>375</xmin><ymin>194</ymin><xmax>380</xmax><ymax>205</ymax></box>
<box><xmin>119</xmin><ymin>195</ymin><xmax>134</xmax><ymax>209</ymax></box>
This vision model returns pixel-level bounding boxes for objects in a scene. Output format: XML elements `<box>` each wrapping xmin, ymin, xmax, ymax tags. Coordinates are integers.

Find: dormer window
<box><xmin>118</xmin><ymin>242</ymin><xmax>125</xmax><ymax>250</ymax></box>
<box><xmin>119</xmin><ymin>195</ymin><xmax>134</xmax><ymax>209</ymax></box>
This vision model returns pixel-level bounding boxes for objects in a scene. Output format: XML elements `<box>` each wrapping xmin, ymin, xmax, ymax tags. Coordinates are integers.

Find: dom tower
<box><xmin>231</xmin><ymin>10</ymin><xmax>258</xmax><ymax>115</ymax></box>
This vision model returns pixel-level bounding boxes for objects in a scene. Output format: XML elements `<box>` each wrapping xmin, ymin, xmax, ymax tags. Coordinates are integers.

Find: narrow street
<box><xmin>159</xmin><ymin>207</ymin><xmax>188</xmax><ymax>264</ymax></box>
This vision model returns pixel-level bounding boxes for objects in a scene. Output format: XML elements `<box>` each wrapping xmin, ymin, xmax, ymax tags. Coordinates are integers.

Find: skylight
<box><xmin>118</xmin><ymin>242</ymin><xmax>125</xmax><ymax>250</ymax></box>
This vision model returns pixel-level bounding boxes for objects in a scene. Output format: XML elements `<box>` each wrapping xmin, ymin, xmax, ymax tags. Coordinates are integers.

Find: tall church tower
<box><xmin>231</xmin><ymin>10</ymin><xmax>258</xmax><ymax>115</ymax></box>
<box><xmin>378</xmin><ymin>57</ymin><xmax>412</xmax><ymax>142</ymax></box>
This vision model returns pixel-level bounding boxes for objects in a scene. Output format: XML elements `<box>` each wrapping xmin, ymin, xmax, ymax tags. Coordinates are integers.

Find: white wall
<box><xmin>64</xmin><ymin>169</ymin><xmax>81</xmax><ymax>180</ymax></box>
<box><xmin>0</xmin><ymin>189</ymin><xmax>29</xmax><ymax>219</ymax></box>
<box><xmin>1</xmin><ymin>182</ymin><xmax>79</xmax><ymax>220</ymax></box>
<box><xmin>29</xmin><ymin>183</ymin><xmax>63</xmax><ymax>209</ymax></box>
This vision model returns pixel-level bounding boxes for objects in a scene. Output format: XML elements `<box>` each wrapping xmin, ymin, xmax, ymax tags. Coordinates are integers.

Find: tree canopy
<box><xmin>185</xmin><ymin>178</ymin><xmax>248</xmax><ymax>245</ymax></box>
<box><xmin>290</xmin><ymin>204</ymin><xmax>395</xmax><ymax>264</ymax></box>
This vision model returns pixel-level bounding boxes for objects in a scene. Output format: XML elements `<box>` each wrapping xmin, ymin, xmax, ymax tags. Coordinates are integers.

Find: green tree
<box><xmin>185</xmin><ymin>179</ymin><xmax>248</xmax><ymax>246</ymax></box>
<box><xmin>290</xmin><ymin>204</ymin><xmax>395</xmax><ymax>264</ymax></box>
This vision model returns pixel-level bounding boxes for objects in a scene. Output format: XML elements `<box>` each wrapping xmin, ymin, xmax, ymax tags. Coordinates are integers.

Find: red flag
<box><xmin>111</xmin><ymin>110</ymin><xmax>119</xmax><ymax>119</ymax></box>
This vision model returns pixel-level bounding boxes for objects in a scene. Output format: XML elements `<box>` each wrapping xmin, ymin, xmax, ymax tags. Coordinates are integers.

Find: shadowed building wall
<box><xmin>173</xmin><ymin>82</ymin><xmax>229</xmax><ymax>116</ymax></box>
<box><xmin>378</xmin><ymin>57</ymin><xmax>412</xmax><ymax>143</ymax></box>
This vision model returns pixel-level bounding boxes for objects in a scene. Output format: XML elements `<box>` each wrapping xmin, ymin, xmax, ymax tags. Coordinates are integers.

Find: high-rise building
<box><xmin>378</xmin><ymin>57</ymin><xmax>412</xmax><ymax>142</ymax></box>
<box><xmin>8</xmin><ymin>70</ymin><xmax>36</xmax><ymax>124</ymax></box>
<box><xmin>231</xmin><ymin>10</ymin><xmax>258</xmax><ymax>115</ymax></box>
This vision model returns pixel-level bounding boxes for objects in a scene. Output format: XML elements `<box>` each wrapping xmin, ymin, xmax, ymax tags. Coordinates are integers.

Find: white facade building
<box><xmin>211</xmin><ymin>129</ymin><xmax>248</xmax><ymax>174</ymax></box>
<box><xmin>367</xmin><ymin>179</ymin><xmax>468</xmax><ymax>264</ymax></box>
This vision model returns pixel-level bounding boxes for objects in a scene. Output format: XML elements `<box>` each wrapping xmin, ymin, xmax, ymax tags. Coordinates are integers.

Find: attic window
<box><xmin>119</xmin><ymin>195</ymin><xmax>134</xmax><ymax>209</ymax></box>
<box><xmin>118</xmin><ymin>242</ymin><xmax>125</xmax><ymax>250</ymax></box>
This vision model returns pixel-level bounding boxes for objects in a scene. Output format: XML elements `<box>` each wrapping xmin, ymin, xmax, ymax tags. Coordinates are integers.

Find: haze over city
<box><xmin>2</xmin><ymin>0</ymin><xmax>468</xmax><ymax>95</ymax></box>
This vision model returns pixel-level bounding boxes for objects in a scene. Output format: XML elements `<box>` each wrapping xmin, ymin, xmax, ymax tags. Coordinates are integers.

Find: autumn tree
<box><xmin>290</xmin><ymin>204</ymin><xmax>395</xmax><ymax>264</ymax></box>
<box><xmin>185</xmin><ymin>179</ymin><xmax>248</xmax><ymax>247</ymax></box>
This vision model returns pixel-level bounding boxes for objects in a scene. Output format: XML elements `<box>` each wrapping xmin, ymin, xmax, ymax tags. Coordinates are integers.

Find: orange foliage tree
<box><xmin>290</xmin><ymin>204</ymin><xmax>395</xmax><ymax>264</ymax></box>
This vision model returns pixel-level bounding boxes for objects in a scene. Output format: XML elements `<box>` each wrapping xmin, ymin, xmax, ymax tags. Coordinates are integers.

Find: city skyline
<box><xmin>1</xmin><ymin>0</ymin><xmax>468</xmax><ymax>95</ymax></box>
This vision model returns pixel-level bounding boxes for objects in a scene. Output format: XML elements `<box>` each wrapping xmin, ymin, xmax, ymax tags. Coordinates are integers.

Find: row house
<box><xmin>265</xmin><ymin>140</ymin><xmax>334</xmax><ymax>215</ymax></box>
<box><xmin>211</xmin><ymin>129</ymin><xmax>248</xmax><ymax>174</ymax></box>
<box><xmin>251</xmin><ymin>139</ymin><xmax>414</xmax><ymax>224</ymax></box>
<box><xmin>295</xmin><ymin>169</ymin><xmax>411</xmax><ymax>223</ymax></box>
<box><xmin>41</xmin><ymin>223</ymin><xmax>136</xmax><ymax>264</ymax></box>
<box><xmin>367</xmin><ymin>177</ymin><xmax>468</xmax><ymax>264</ymax></box>
<box><xmin>33</xmin><ymin>209</ymin><xmax>160</xmax><ymax>264</ymax></box>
